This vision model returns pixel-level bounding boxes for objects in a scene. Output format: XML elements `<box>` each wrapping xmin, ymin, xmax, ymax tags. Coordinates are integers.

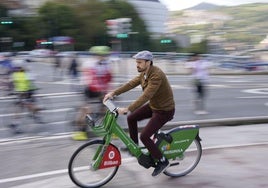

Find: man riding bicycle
<box><xmin>103</xmin><ymin>50</ymin><xmax>175</xmax><ymax>177</ymax></box>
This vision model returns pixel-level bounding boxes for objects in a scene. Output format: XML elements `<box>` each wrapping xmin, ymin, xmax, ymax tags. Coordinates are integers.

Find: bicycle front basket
<box><xmin>86</xmin><ymin>113</ymin><xmax>106</xmax><ymax>136</ymax></box>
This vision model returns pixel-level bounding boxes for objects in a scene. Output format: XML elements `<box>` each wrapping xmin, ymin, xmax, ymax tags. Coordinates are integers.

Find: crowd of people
<box><xmin>0</xmin><ymin>48</ymin><xmax>213</xmax><ymax>177</ymax></box>
<box><xmin>0</xmin><ymin>53</ymin><xmax>42</xmax><ymax>133</ymax></box>
<box><xmin>0</xmin><ymin>50</ymin><xmax>211</xmax><ymax>145</ymax></box>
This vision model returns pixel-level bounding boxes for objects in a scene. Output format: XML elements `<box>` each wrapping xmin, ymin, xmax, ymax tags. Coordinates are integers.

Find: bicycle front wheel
<box><xmin>164</xmin><ymin>138</ymin><xmax>202</xmax><ymax>177</ymax></box>
<box><xmin>68</xmin><ymin>140</ymin><xmax>119</xmax><ymax>188</ymax></box>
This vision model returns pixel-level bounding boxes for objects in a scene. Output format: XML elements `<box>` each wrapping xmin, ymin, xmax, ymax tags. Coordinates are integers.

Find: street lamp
<box><xmin>0</xmin><ymin>17</ymin><xmax>13</xmax><ymax>25</ymax></box>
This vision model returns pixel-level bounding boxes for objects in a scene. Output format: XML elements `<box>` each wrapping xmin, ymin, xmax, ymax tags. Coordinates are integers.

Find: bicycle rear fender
<box><xmin>157</xmin><ymin>125</ymin><xmax>199</xmax><ymax>159</ymax></box>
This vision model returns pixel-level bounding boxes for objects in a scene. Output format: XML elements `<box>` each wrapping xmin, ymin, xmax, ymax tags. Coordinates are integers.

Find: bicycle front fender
<box><xmin>92</xmin><ymin>142</ymin><xmax>121</xmax><ymax>170</ymax></box>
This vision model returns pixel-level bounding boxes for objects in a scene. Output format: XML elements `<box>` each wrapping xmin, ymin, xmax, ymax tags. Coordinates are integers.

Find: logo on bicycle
<box><xmin>108</xmin><ymin>151</ymin><xmax>115</xmax><ymax>159</ymax></box>
<box><xmin>161</xmin><ymin>144</ymin><xmax>171</xmax><ymax>151</ymax></box>
<box><xmin>99</xmin><ymin>144</ymin><xmax>121</xmax><ymax>169</ymax></box>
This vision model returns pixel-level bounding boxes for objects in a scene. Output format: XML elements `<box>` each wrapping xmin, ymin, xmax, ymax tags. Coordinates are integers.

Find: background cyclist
<box><xmin>72</xmin><ymin>46</ymin><xmax>112</xmax><ymax>140</ymax></box>
<box><xmin>9</xmin><ymin>63</ymin><xmax>42</xmax><ymax>134</ymax></box>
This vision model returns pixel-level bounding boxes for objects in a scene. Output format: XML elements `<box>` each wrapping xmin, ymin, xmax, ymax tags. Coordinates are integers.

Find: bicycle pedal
<box><xmin>169</xmin><ymin>162</ymin><xmax>180</xmax><ymax>167</ymax></box>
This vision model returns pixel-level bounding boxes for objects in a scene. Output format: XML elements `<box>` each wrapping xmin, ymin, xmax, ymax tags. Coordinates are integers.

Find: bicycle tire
<box><xmin>164</xmin><ymin>138</ymin><xmax>202</xmax><ymax>177</ymax></box>
<box><xmin>68</xmin><ymin>139</ymin><xmax>119</xmax><ymax>188</ymax></box>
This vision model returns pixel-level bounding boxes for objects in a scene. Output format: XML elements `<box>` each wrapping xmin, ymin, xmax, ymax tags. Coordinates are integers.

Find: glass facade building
<box><xmin>127</xmin><ymin>0</ymin><xmax>168</xmax><ymax>35</ymax></box>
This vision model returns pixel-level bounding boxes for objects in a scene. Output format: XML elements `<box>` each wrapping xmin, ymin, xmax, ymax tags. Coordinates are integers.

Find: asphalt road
<box><xmin>0</xmin><ymin>123</ymin><xmax>267</xmax><ymax>188</ymax></box>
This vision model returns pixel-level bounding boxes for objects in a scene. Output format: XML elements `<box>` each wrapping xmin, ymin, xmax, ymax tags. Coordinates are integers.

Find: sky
<box><xmin>159</xmin><ymin>0</ymin><xmax>268</xmax><ymax>11</ymax></box>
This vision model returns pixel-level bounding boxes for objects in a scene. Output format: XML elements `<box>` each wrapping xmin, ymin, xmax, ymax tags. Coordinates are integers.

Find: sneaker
<box><xmin>152</xmin><ymin>157</ymin><xmax>170</xmax><ymax>177</ymax></box>
<box><xmin>112</xmin><ymin>133</ymin><xmax>118</xmax><ymax>140</ymax></box>
<box><xmin>72</xmin><ymin>131</ymin><xmax>88</xmax><ymax>141</ymax></box>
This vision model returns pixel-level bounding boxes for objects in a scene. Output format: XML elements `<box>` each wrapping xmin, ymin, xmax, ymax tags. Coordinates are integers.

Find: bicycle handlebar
<box><xmin>103</xmin><ymin>99</ymin><xmax>118</xmax><ymax>112</ymax></box>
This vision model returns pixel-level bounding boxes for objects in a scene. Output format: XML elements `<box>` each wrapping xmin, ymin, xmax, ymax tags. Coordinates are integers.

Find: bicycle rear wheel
<box><xmin>68</xmin><ymin>139</ymin><xmax>119</xmax><ymax>188</ymax></box>
<box><xmin>164</xmin><ymin>138</ymin><xmax>202</xmax><ymax>177</ymax></box>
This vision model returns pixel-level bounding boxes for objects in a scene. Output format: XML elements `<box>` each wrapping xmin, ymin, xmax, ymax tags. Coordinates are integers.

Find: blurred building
<box><xmin>0</xmin><ymin>0</ymin><xmax>21</xmax><ymax>9</ymax></box>
<box><xmin>126</xmin><ymin>0</ymin><xmax>168</xmax><ymax>36</ymax></box>
<box><xmin>2</xmin><ymin>0</ymin><xmax>168</xmax><ymax>36</ymax></box>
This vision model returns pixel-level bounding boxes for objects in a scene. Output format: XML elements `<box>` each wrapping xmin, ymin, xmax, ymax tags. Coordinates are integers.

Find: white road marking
<box><xmin>0</xmin><ymin>108</ymin><xmax>73</xmax><ymax>118</ymax></box>
<box><xmin>227</xmin><ymin>80</ymin><xmax>250</xmax><ymax>83</ymax></box>
<box><xmin>208</xmin><ymin>84</ymin><xmax>229</xmax><ymax>88</ymax></box>
<box><xmin>0</xmin><ymin>132</ymin><xmax>72</xmax><ymax>145</ymax></box>
<box><xmin>238</xmin><ymin>96</ymin><xmax>268</xmax><ymax>99</ymax></box>
<box><xmin>241</xmin><ymin>88</ymin><xmax>268</xmax><ymax>107</ymax></box>
<box><xmin>0</xmin><ymin>169</ymin><xmax>68</xmax><ymax>184</ymax></box>
<box><xmin>242</xmin><ymin>88</ymin><xmax>268</xmax><ymax>95</ymax></box>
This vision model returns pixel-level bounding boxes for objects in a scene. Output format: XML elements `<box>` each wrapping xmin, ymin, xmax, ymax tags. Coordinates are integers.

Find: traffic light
<box><xmin>106</xmin><ymin>19</ymin><xmax>119</xmax><ymax>37</ymax></box>
<box><xmin>106</xmin><ymin>18</ymin><xmax>132</xmax><ymax>38</ymax></box>
<box><xmin>117</xmin><ymin>18</ymin><xmax>132</xmax><ymax>35</ymax></box>
<box><xmin>160</xmin><ymin>39</ymin><xmax>172</xmax><ymax>44</ymax></box>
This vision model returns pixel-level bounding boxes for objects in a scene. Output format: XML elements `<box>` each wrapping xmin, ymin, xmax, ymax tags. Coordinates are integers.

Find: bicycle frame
<box><xmin>87</xmin><ymin>111</ymin><xmax>143</xmax><ymax>170</ymax></box>
<box><xmin>86</xmin><ymin>99</ymin><xmax>200</xmax><ymax>171</ymax></box>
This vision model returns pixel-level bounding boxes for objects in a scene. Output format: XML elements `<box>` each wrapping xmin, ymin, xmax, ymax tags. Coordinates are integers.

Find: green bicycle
<box><xmin>68</xmin><ymin>99</ymin><xmax>202</xmax><ymax>188</ymax></box>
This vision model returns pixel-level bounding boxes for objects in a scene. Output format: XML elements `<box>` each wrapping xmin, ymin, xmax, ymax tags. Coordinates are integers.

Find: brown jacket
<box><xmin>113</xmin><ymin>65</ymin><xmax>175</xmax><ymax>112</ymax></box>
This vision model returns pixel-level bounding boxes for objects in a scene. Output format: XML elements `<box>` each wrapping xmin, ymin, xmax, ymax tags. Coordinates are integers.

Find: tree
<box><xmin>37</xmin><ymin>2</ymin><xmax>79</xmax><ymax>39</ymax></box>
<box><xmin>105</xmin><ymin>0</ymin><xmax>152</xmax><ymax>51</ymax></box>
<box><xmin>71</xmin><ymin>0</ymin><xmax>108</xmax><ymax>49</ymax></box>
<box><xmin>0</xmin><ymin>0</ymin><xmax>155</xmax><ymax>51</ymax></box>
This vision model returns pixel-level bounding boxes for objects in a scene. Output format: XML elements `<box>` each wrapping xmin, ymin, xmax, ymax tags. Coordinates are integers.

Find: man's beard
<box><xmin>137</xmin><ymin>67</ymin><xmax>144</xmax><ymax>72</ymax></box>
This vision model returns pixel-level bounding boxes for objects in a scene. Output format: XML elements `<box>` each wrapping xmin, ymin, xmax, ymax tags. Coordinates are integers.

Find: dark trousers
<box><xmin>127</xmin><ymin>104</ymin><xmax>175</xmax><ymax>160</ymax></box>
<box><xmin>194</xmin><ymin>79</ymin><xmax>207</xmax><ymax>110</ymax></box>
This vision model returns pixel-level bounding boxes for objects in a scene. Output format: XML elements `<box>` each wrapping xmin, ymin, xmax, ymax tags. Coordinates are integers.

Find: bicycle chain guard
<box><xmin>156</xmin><ymin>125</ymin><xmax>199</xmax><ymax>159</ymax></box>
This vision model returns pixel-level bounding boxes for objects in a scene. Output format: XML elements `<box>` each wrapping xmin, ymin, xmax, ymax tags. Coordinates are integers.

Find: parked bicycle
<box><xmin>68</xmin><ymin>99</ymin><xmax>202</xmax><ymax>188</ymax></box>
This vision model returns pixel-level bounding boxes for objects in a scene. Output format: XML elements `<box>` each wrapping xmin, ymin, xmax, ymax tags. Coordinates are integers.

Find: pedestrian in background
<box><xmin>186</xmin><ymin>53</ymin><xmax>211</xmax><ymax>115</ymax></box>
<box><xmin>53</xmin><ymin>52</ymin><xmax>63</xmax><ymax>81</ymax></box>
<box><xmin>68</xmin><ymin>54</ymin><xmax>79</xmax><ymax>91</ymax></box>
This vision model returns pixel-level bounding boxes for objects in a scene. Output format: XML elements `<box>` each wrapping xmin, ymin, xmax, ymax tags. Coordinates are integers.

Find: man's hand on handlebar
<box><xmin>103</xmin><ymin>92</ymin><xmax>129</xmax><ymax>115</ymax></box>
<box><xmin>103</xmin><ymin>92</ymin><xmax>114</xmax><ymax>103</ymax></box>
